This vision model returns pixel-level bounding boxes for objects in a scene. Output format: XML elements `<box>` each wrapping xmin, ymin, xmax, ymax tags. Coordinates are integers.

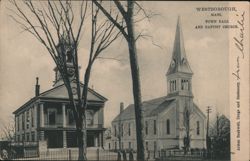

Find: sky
<box><xmin>0</xmin><ymin>1</ymin><xmax>230</xmax><ymax>131</ymax></box>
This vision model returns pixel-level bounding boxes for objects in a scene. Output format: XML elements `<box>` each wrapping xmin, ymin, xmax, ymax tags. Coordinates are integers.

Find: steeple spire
<box><xmin>167</xmin><ymin>16</ymin><xmax>192</xmax><ymax>75</ymax></box>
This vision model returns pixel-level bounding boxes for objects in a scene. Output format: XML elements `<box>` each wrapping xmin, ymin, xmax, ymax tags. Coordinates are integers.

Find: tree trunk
<box><xmin>77</xmin><ymin>64</ymin><xmax>92</xmax><ymax>161</ymax></box>
<box><xmin>76</xmin><ymin>117</ymin><xmax>87</xmax><ymax>161</ymax></box>
<box><xmin>126</xmin><ymin>1</ymin><xmax>145</xmax><ymax>161</ymax></box>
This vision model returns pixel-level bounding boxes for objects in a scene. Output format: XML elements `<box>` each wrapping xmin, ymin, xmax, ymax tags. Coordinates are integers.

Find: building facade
<box><xmin>13</xmin><ymin>37</ymin><xmax>107</xmax><ymax>151</ymax></box>
<box><xmin>111</xmin><ymin>18</ymin><xmax>207</xmax><ymax>151</ymax></box>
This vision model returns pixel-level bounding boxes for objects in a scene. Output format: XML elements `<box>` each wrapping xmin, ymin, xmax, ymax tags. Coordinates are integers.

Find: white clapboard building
<box><xmin>111</xmin><ymin>17</ymin><xmax>207</xmax><ymax>152</ymax></box>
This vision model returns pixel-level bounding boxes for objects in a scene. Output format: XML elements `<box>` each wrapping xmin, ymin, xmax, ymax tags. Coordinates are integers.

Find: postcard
<box><xmin>0</xmin><ymin>1</ymin><xmax>249</xmax><ymax>161</ymax></box>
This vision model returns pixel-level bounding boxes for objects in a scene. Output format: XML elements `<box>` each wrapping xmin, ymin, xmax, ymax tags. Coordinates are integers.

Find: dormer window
<box><xmin>181</xmin><ymin>79</ymin><xmax>189</xmax><ymax>90</ymax></box>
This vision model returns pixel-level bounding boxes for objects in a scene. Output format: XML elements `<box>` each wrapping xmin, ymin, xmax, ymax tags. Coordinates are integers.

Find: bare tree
<box><xmin>9</xmin><ymin>0</ymin><xmax>120</xmax><ymax>160</ymax></box>
<box><xmin>182</xmin><ymin>97</ymin><xmax>196</xmax><ymax>154</ymax></box>
<box><xmin>183</xmin><ymin>104</ymin><xmax>191</xmax><ymax>153</ymax></box>
<box><xmin>0</xmin><ymin>119</ymin><xmax>15</xmax><ymax>141</ymax></box>
<box><xmin>92</xmin><ymin>1</ymin><xmax>154</xmax><ymax>160</ymax></box>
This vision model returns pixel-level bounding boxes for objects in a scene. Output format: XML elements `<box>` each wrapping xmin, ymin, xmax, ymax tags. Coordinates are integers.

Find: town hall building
<box><xmin>111</xmin><ymin>18</ymin><xmax>207</xmax><ymax>151</ymax></box>
<box><xmin>12</xmin><ymin>38</ymin><xmax>107</xmax><ymax>153</ymax></box>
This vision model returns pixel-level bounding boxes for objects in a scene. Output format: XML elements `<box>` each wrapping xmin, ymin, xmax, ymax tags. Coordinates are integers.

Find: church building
<box><xmin>111</xmin><ymin>18</ymin><xmax>207</xmax><ymax>151</ymax></box>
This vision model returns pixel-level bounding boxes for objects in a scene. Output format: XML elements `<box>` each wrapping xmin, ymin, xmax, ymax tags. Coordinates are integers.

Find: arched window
<box><xmin>174</xmin><ymin>80</ymin><xmax>176</xmax><ymax>90</ymax></box>
<box><xmin>145</xmin><ymin>121</ymin><xmax>148</xmax><ymax>135</ymax></box>
<box><xmin>153</xmin><ymin>120</ymin><xmax>157</xmax><ymax>135</ymax></box>
<box><xmin>114</xmin><ymin>125</ymin><xmax>117</xmax><ymax>137</ymax></box>
<box><xmin>181</xmin><ymin>79</ymin><xmax>189</xmax><ymax>90</ymax></box>
<box><xmin>170</xmin><ymin>80</ymin><xmax>177</xmax><ymax>92</ymax></box>
<box><xmin>166</xmin><ymin>119</ymin><xmax>170</xmax><ymax>135</ymax></box>
<box><xmin>128</xmin><ymin>123</ymin><xmax>131</xmax><ymax>136</ymax></box>
<box><xmin>196</xmin><ymin>121</ymin><xmax>200</xmax><ymax>135</ymax></box>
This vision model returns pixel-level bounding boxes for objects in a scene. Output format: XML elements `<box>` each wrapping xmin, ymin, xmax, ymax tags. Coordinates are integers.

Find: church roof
<box><xmin>113</xmin><ymin>97</ymin><xmax>175</xmax><ymax>122</ymax></box>
<box><xmin>167</xmin><ymin>16</ymin><xmax>193</xmax><ymax>75</ymax></box>
<box><xmin>13</xmin><ymin>80</ymin><xmax>107</xmax><ymax>114</ymax></box>
<box><xmin>112</xmin><ymin>96</ymin><xmax>206</xmax><ymax>122</ymax></box>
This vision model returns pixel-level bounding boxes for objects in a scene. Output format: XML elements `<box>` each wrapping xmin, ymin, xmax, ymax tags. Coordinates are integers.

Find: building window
<box><xmin>22</xmin><ymin>114</ymin><xmax>25</xmax><ymax>130</ymax></box>
<box><xmin>170</xmin><ymin>80</ymin><xmax>177</xmax><ymax>92</ymax></box>
<box><xmin>108</xmin><ymin>143</ymin><xmax>111</xmax><ymax>150</ymax></box>
<box><xmin>22</xmin><ymin>134</ymin><xmax>25</xmax><ymax>142</ymax></box>
<box><xmin>120</xmin><ymin>124</ymin><xmax>123</xmax><ymax>137</ymax></box>
<box><xmin>154</xmin><ymin>141</ymin><xmax>157</xmax><ymax>151</ymax></box>
<box><xmin>174</xmin><ymin>80</ymin><xmax>176</xmax><ymax>90</ymax></box>
<box><xmin>17</xmin><ymin>116</ymin><xmax>19</xmax><ymax>132</ymax></box>
<box><xmin>145</xmin><ymin>141</ymin><xmax>148</xmax><ymax>151</ymax></box>
<box><xmin>128</xmin><ymin>123</ymin><xmax>131</xmax><ymax>136</ymax></box>
<box><xmin>31</xmin><ymin>108</ymin><xmax>34</xmax><ymax>127</ymax></box>
<box><xmin>86</xmin><ymin>110</ymin><xmax>94</xmax><ymax>125</ymax></box>
<box><xmin>31</xmin><ymin>132</ymin><xmax>35</xmax><ymax>142</ymax></box>
<box><xmin>48</xmin><ymin>109</ymin><xmax>56</xmax><ymax>125</ymax></box>
<box><xmin>129</xmin><ymin>142</ymin><xmax>131</xmax><ymax>149</ymax></box>
<box><xmin>26</xmin><ymin>110</ymin><xmax>30</xmax><ymax>129</ymax></box>
<box><xmin>181</xmin><ymin>79</ymin><xmax>189</xmax><ymax>90</ymax></box>
<box><xmin>114</xmin><ymin>125</ymin><xmax>117</xmax><ymax>137</ymax></box>
<box><xmin>17</xmin><ymin>135</ymin><xmax>20</xmax><ymax>142</ymax></box>
<box><xmin>115</xmin><ymin>142</ymin><xmax>117</xmax><ymax>150</ymax></box>
<box><xmin>145</xmin><ymin>121</ymin><xmax>148</xmax><ymax>135</ymax></box>
<box><xmin>26</xmin><ymin>133</ymin><xmax>30</xmax><ymax>142</ymax></box>
<box><xmin>197</xmin><ymin>121</ymin><xmax>200</xmax><ymax>135</ymax></box>
<box><xmin>67</xmin><ymin>109</ymin><xmax>75</xmax><ymax>125</ymax></box>
<box><xmin>154</xmin><ymin>120</ymin><xmax>157</xmax><ymax>135</ymax></box>
<box><xmin>166</xmin><ymin>119</ymin><xmax>170</xmax><ymax>135</ymax></box>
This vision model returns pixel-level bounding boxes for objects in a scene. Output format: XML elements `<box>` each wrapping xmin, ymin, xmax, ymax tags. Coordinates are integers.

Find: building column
<box><xmin>99</xmin><ymin>132</ymin><xmax>103</xmax><ymax>147</ymax></box>
<box><xmin>62</xmin><ymin>104</ymin><xmax>66</xmax><ymax>127</ymax></box>
<box><xmin>63</xmin><ymin>131</ymin><xmax>67</xmax><ymax>148</ymax></box>
<box><xmin>40</xmin><ymin>103</ymin><xmax>44</xmax><ymax>127</ymax></box>
<box><xmin>95</xmin><ymin>136</ymin><xmax>98</xmax><ymax>147</ymax></box>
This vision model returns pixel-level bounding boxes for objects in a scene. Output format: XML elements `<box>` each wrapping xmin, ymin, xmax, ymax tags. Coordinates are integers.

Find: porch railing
<box><xmin>43</xmin><ymin>123</ymin><xmax>103</xmax><ymax>129</ymax></box>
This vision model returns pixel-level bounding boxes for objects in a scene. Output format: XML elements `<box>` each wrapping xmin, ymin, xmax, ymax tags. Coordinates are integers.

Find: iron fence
<box><xmin>9</xmin><ymin>148</ymin><xmax>228</xmax><ymax>161</ymax></box>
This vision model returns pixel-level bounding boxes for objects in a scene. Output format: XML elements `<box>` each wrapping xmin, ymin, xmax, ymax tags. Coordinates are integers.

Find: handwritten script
<box><xmin>232</xmin><ymin>10</ymin><xmax>245</xmax><ymax>151</ymax></box>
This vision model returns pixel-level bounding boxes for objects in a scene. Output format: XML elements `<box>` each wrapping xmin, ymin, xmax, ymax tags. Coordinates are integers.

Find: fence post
<box><xmin>68</xmin><ymin>149</ymin><xmax>71</xmax><ymax>161</ymax></box>
<box><xmin>96</xmin><ymin>148</ymin><xmax>99</xmax><ymax>161</ymax></box>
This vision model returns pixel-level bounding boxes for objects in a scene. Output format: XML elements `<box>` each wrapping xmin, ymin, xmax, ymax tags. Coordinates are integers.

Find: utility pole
<box><xmin>206</xmin><ymin>106</ymin><xmax>212</xmax><ymax>158</ymax></box>
<box><xmin>118</xmin><ymin>102</ymin><xmax>124</xmax><ymax>150</ymax></box>
<box><xmin>206</xmin><ymin>106</ymin><xmax>212</xmax><ymax>140</ymax></box>
<box><xmin>216</xmin><ymin>114</ymin><xmax>219</xmax><ymax>136</ymax></box>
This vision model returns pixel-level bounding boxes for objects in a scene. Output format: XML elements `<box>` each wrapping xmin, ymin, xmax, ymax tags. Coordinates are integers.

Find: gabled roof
<box><xmin>112</xmin><ymin>95</ymin><xmax>207</xmax><ymax>123</ymax></box>
<box><xmin>39</xmin><ymin>80</ymin><xmax>107</xmax><ymax>102</ymax></box>
<box><xmin>193</xmin><ymin>103</ymin><xmax>206</xmax><ymax>118</ymax></box>
<box><xmin>13</xmin><ymin>80</ymin><xmax>107</xmax><ymax>114</ymax></box>
<box><xmin>167</xmin><ymin>16</ymin><xmax>193</xmax><ymax>75</ymax></box>
<box><xmin>113</xmin><ymin>96</ymin><xmax>175</xmax><ymax>122</ymax></box>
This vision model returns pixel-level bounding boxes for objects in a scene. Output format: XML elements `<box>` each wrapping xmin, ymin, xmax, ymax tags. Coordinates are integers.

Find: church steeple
<box><xmin>166</xmin><ymin>17</ymin><xmax>193</xmax><ymax>97</ymax></box>
<box><xmin>167</xmin><ymin>16</ymin><xmax>192</xmax><ymax>75</ymax></box>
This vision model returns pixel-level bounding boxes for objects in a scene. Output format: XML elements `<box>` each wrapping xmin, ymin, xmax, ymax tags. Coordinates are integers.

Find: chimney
<box><xmin>35</xmin><ymin>77</ymin><xmax>40</xmax><ymax>97</ymax></box>
<box><xmin>120</xmin><ymin>102</ymin><xmax>124</xmax><ymax>113</ymax></box>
